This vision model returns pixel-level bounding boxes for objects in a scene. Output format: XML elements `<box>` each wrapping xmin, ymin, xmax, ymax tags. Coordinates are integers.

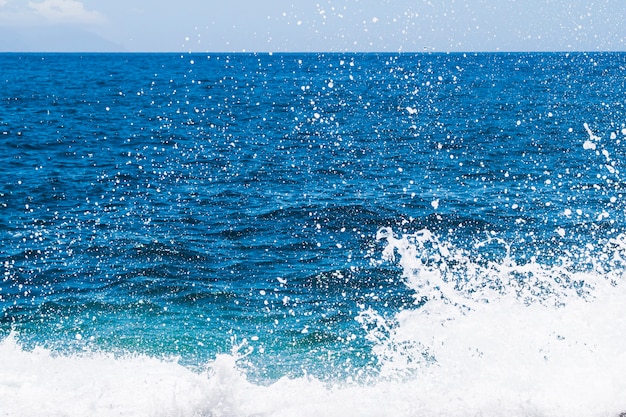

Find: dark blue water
<box><xmin>2</xmin><ymin>52</ymin><xmax>626</xmax><ymax>416</ymax></box>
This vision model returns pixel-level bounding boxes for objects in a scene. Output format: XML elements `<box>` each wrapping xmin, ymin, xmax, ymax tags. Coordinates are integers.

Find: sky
<box><xmin>0</xmin><ymin>0</ymin><xmax>624</xmax><ymax>52</ymax></box>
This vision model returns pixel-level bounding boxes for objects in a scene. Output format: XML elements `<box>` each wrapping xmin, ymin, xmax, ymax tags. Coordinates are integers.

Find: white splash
<box><xmin>363</xmin><ymin>227</ymin><xmax>626</xmax><ymax>416</ymax></box>
<box><xmin>583</xmin><ymin>122</ymin><xmax>600</xmax><ymax>150</ymax></box>
<box><xmin>6</xmin><ymin>225</ymin><xmax>626</xmax><ymax>417</ymax></box>
<box><xmin>4</xmin><ymin>225</ymin><xmax>626</xmax><ymax>416</ymax></box>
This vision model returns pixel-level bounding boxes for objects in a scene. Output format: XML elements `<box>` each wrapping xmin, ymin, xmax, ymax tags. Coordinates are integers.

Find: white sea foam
<box><xmin>2</xmin><ymin>312</ymin><xmax>625</xmax><ymax>417</ymax></box>
<box><xmin>364</xmin><ymin>227</ymin><xmax>626</xmax><ymax>416</ymax></box>
<box><xmin>4</xmin><ymin>227</ymin><xmax>626</xmax><ymax>416</ymax></box>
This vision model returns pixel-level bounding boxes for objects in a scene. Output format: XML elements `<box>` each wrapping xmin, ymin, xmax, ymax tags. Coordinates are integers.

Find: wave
<box><xmin>2</xmin><ymin>323</ymin><xmax>625</xmax><ymax>417</ymax></box>
<box><xmin>360</xmin><ymin>227</ymin><xmax>626</xmax><ymax>415</ymax></box>
<box><xmin>4</xmin><ymin>227</ymin><xmax>626</xmax><ymax>416</ymax></box>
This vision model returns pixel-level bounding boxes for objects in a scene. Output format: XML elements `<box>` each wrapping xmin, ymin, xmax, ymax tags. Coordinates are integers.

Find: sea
<box><xmin>1</xmin><ymin>52</ymin><xmax>626</xmax><ymax>416</ymax></box>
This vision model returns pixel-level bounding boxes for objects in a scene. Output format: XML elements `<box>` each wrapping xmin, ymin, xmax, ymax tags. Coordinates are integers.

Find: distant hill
<box><xmin>0</xmin><ymin>26</ymin><xmax>124</xmax><ymax>52</ymax></box>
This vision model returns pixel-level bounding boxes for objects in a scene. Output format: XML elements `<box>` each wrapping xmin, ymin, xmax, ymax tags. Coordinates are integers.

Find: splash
<box><xmin>362</xmin><ymin>226</ymin><xmax>626</xmax><ymax>415</ymax></box>
<box><xmin>4</xmin><ymin>224</ymin><xmax>626</xmax><ymax>417</ymax></box>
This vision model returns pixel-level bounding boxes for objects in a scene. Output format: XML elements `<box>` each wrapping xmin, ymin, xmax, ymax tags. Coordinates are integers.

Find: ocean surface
<box><xmin>1</xmin><ymin>52</ymin><xmax>626</xmax><ymax>416</ymax></box>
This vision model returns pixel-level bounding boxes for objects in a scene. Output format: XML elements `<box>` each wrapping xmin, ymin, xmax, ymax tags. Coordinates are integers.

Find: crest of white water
<box><xmin>3</xmin><ymin>229</ymin><xmax>626</xmax><ymax>416</ymax></box>
<box><xmin>362</xmin><ymin>226</ymin><xmax>626</xmax><ymax>414</ymax></box>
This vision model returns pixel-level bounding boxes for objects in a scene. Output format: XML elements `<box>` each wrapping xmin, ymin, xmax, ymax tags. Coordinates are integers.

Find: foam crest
<box><xmin>0</xmin><ymin>333</ymin><xmax>218</xmax><ymax>416</ymax></box>
<box><xmin>4</xmin><ymin>227</ymin><xmax>626</xmax><ymax>416</ymax></box>
<box><xmin>3</xmin><ymin>326</ymin><xmax>625</xmax><ymax>417</ymax></box>
<box><xmin>365</xmin><ymin>227</ymin><xmax>626</xmax><ymax>415</ymax></box>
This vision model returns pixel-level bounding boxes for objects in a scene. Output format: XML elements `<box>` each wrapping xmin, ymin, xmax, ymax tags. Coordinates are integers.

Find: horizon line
<box><xmin>1</xmin><ymin>49</ymin><xmax>625</xmax><ymax>54</ymax></box>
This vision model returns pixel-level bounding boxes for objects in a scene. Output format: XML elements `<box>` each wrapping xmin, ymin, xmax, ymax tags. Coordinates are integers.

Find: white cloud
<box><xmin>28</xmin><ymin>0</ymin><xmax>105</xmax><ymax>23</ymax></box>
<box><xmin>0</xmin><ymin>0</ymin><xmax>8</xmax><ymax>7</ymax></box>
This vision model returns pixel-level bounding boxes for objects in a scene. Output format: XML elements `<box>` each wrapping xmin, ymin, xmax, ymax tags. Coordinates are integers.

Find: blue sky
<box><xmin>0</xmin><ymin>0</ymin><xmax>624</xmax><ymax>52</ymax></box>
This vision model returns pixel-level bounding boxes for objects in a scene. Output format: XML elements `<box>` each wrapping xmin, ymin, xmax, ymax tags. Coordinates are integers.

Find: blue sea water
<box><xmin>1</xmin><ymin>52</ymin><xmax>626</xmax><ymax>416</ymax></box>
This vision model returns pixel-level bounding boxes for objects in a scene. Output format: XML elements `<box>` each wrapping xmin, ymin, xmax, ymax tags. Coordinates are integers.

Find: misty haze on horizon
<box><xmin>0</xmin><ymin>0</ymin><xmax>624</xmax><ymax>53</ymax></box>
